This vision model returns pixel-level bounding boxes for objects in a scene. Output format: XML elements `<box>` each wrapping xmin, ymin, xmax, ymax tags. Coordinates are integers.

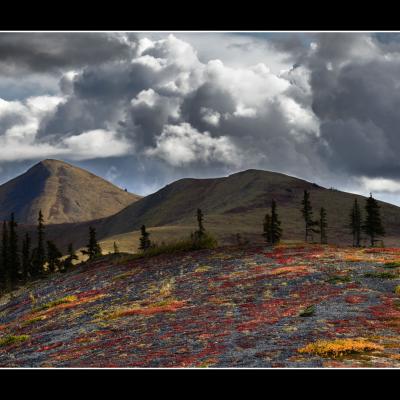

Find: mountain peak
<box><xmin>0</xmin><ymin>160</ymin><xmax>141</xmax><ymax>225</ymax></box>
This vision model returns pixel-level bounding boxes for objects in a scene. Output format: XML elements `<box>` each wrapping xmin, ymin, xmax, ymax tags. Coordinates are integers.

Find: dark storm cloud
<box><xmin>5</xmin><ymin>32</ymin><xmax>400</xmax><ymax>201</ymax></box>
<box><xmin>299</xmin><ymin>33</ymin><xmax>400</xmax><ymax>180</ymax></box>
<box><xmin>0</xmin><ymin>32</ymin><xmax>137</xmax><ymax>75</ymax></box>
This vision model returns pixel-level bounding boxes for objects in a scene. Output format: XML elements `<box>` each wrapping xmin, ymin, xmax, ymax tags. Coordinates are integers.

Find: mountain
<box><xmin>46</xmin><ymin>169</ymin><xmax>400</xmax><ymax>252</ymax></box>
<box><xmin>0</xmin><ymin>159</ymin><xmax>141</xmax><ymax>224</ymax></box>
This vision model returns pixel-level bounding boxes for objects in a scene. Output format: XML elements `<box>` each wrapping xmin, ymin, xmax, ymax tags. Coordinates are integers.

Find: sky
<box><xmin>1</xmin><ymin>31</ymin><xmax>400</xmax><ymax>204</ymax></box>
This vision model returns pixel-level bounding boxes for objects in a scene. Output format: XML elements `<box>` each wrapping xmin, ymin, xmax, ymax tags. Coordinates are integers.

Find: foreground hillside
<box><xmin>1</xmin><ymin>244</ymin><xmax>400</xmax><ymax>367</ymax></box>
<box><xmin>0</xmin><ymin>159</ymin><xmax>140</xmax><ymax>224</ymax></box>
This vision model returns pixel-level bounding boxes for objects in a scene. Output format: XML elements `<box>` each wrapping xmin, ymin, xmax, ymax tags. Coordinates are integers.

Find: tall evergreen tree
<box><xmin>82</xmin><ymin>227</ymin><xmax>102</xmax><ymax>260</ymax></box>
<box><xmin>319</xmin><ymin>207</ymin><xmax>328</xmax><ymax>244</ymax></box>
<box><xmin>139</xmin><ymin>225</ymin><xmax>151</xmax><ymax>251</ymax></box>
<box><xmin>349</xmin><ymin>198</ymin><xmax>362</xmax><ymax>247</ymax></box>
<box><xmin>263</xmin><ymin>213</ymin><xmax>272</xmax><ymax>243</ymax></box>
<box><xmin>270</xmin><ymin>200</ymin><xmax>282</xmax><ymax>244</ymax></box>
<box><xmin>31</xmin><ymin>210</ymin><xmax>46</xmax><ymax>277</ymax></box>
<box><xmin>113</xmin><ymin>241</ymin><xmax>119</xmax><ymax>254</ymax></box>
<box><xmin>21</xmin><ymin>233</ymin><xmax>31</xmax><ymax>283</ymax></box>
<box><xmin>1</xmin><ymin>222</ymin><xmax>9</xmax><ymax>290</ymax></box>
<box><xmin>8</xmin><ymin>213</ymin><xmax>19</xmax><ymax>285</ymax></box>
<box><xmin>46</xmin><ymin>241</ymin><xmax>62</xmax><ymax>273</ymax></box>
<box><xmin>195</xmin><ymin>208</ymin><xmax>205</xmax><ymax>239</ymax></box>
<box><xmin>300</xmin><ymin>190</ymin><xmax>319</xmax><ymax>242</ymax></box>
<box><xmin>363</xmin><ymin>194</ymin><xmax>385</xmax><ymax>247</ymax></box>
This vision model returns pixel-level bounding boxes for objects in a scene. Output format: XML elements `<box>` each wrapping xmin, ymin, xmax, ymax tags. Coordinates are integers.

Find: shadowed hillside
<box><xmin>0</xmin><ymin>159</ymin><xmax>141</xmax><ymax>224</ymax></box>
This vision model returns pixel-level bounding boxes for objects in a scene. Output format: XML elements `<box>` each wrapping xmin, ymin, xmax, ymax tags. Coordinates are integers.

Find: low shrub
<box><xmin>134</xmin><ymin>232</ymin><xmax>218</xmax><ymax>259</ymax></box>
<box><xmin>298</xmin><ymin>338</ymin><xmax>383</xmax><ymax>358</ymax></box>
<box><xmin>394</xmin><ymin>285</ymin><xmax>400</xmax><ymax>295</ymax></box>
<box><xmin>0</xmin><ymin>335</ymin><xmax>29</xmax><ymax>347</ymax></box>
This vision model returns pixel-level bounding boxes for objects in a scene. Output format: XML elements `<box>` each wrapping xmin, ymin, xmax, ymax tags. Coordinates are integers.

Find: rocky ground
<box><xmin>1</xmin><ymin>243</ymin><xmax>400</xmax><ymax>368</ymax></box>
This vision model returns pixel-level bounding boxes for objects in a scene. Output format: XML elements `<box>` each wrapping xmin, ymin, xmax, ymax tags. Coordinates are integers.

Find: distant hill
<box><xmin>0</xmin><ymin>159</ymin><xmax>141</xmax><ymax>224</ymax></box>
<box><xmin>45</xmin><ymin>169</ymin><xmax>400</xmax><ymax>252</ymax></box>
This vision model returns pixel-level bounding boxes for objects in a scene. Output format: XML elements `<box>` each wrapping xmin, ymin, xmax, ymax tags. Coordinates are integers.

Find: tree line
<box><xmin>0</xmin><ymin>211</ymin><xmax>105</xmax><ymax>293</ymax></box>
<box><xmin>262</xmin><ymin>191</ymin><xmax>385</xmax><ymax>247</ymax></box>
<box><xmin>0</xmin><ymin>191</ymin><xmax>386</xmax><ymax>292</ymax></box>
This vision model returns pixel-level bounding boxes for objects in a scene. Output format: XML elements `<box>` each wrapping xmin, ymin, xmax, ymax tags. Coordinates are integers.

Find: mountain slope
<box><xmin>46</xmin><ymin>169</ymin><xmax>400</xmax><ymax>251</ymax></box>
<box><xmin>0</xmin><ymin>159</ymin><xmax>141</xmax><ymax>224</ymax></box>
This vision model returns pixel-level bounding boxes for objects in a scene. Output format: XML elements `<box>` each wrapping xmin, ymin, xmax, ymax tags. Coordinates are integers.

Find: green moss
<box><xmin>299</xmin><ymin>304</ymin><xmax>316</xmax><ymax>317</ymax></box>
<box><xmin>327</xmin><ymin>275</ymin><xmax>351</xmax><ymax>284</ymax></box>
<box><xmin>364</xmin><ymin>272</ymin><xmax>396</xmax><ymax>279</ymax></box>
<box><xmin>384</xmin><ymin>261</ymin><xmax>400</xmax><ymax>269</ymax></box>
<box><xmin>0</xmin><ymin>335</ymin><xmax>29</xmax><ymax>347</ymax></box>
<box><xmin>21</xmin><ymin>316</ymin><xmax>46</xmax><ymax>327</ymax></box>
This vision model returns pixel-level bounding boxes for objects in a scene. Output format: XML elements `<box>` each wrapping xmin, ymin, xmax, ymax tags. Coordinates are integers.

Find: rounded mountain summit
<box><xmin>0</xmin><ymin>159</ymin><xmax>141</xmax><ymax>225</ymax></box>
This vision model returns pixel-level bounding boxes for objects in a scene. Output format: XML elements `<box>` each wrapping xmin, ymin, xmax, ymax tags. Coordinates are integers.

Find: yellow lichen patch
<box><xmin>298</xmin><ymin>338</ymin><xmax>384</xmax><ymax>358</ymax></box>
<box><xmin>33</xmin><ymin>295</ymin><xmax>78</xmax><ymax>312</ymax></box>
<box><xmin>194</xmin><ymin>266</ymin><xmax>211</xmax><ymax>273</ymax></box>
<box><xmin>263</xmin><ymin>289</ymin><xmax>273</xmax><ymax>299</ymax></box>
<box><xmin>394</xmin><ymin>285</ymin><xmax>400</xmax><ymax>295</ymax></box>
<box><xmin>197</xmin><ymin>358</ymin><xmax>218</xmax><ymax>367</ymax></box>
<box><xmin>104</xmin><ymin>298</ymin><xmax>186</xmax><ymax>320</ymax></box>
<box><xmin>159</xmin><ymin>278</ymin><xmax>175</xmax><ymax>297</ymax></box>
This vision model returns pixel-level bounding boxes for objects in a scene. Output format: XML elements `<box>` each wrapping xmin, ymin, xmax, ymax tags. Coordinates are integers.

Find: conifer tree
<box><xmin>263</xmin><ymin>213</ymin><xmax>272</xmax><ymax>243</ymax></box>
<box><xmin>270</xmin><ymin>200</ymin><xmax>282</xmax><ymax>244</ymax></box>
<box><xmin>195</xmin><ymin>208</ymin><xmax>205</xmax><ymax>240</ymax></box>
<box><xmin>1</xmin><ymin>222</ymin><xmax>9</xmax><ymax>290</ymax></box>
<box><xmin>319</xmin><ymin>207</ymin><xmax>328</xmax><ymax>244</ymax></box>
<box><xmin>32</xmin><ymin>210</ymin><xmax>46</xmax><ymax>277</ymax></box>
<box><xmin>363</xmin><ymin>194</ymin><xmax>385</xmax><ymax>247</ymax></box>
<box><xmin>8</xmin><ymin>213</ymin><xmax>19</xmax><ymax>285</ymax></box>
<box><xmin>139</xmin><ymin>225</ymin><xmax>151</xmax><ymax>251</ymax></box>
<box><xmin>82</xmin><ymin>227</ymin><xmax>102</xmax><ymax>260</ymax></box>
<box><xmin>62</xmin><ymin>243</ymin><xmax>78</xmax><ymax>272</ymax></box>
<box><xmin>113</xmin><ymin>241</ymin><xmax>119</xmax><ymax>254</ymax></box>
<box><xmin>301</xmin><ymin>190</ymin><xmax>319</xmax><ymax>242</ymax></box>
<box><xmin>349</xmin><ymin>198</ymin><xmax>362</xmax><ymax>247</ymax></box>
<box><xmin>46</xmin><ymin>241</ymin><xmax>62</xmax><ymax>273</ymax></box>
<box><xmin>21</xmin><ymin>233</ymin><xmax>31</xmax><ymax>283</ymax></box>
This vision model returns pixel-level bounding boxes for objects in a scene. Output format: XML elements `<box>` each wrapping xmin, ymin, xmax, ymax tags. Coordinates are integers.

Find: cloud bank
<box><xmin>1</xmin><ymin>32</ymin><xmax>400</xmax><ymax>202</ymax></box>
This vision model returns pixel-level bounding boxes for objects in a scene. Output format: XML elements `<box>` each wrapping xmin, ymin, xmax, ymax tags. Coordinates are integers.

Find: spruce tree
<box><xmin>32</xmin><ymin>210</ymin><xmax>46</xmax><ymax>277</ymax></box>
<box><xmin>349</xmin><ymin>198</ymin><xmax>362</xmax><ymax>247</ymax></box>
<box><xmin>46</xmin><ymin>241</ymin><xmax>62</xmax><ymax>273</ymax></box>
<box><xmin>8</xmin><ymin>213</ymin><xmax>19</xmax><ymax>285</ymax></box>
<box><xmin>301</xmin><ymin>190</ymin><xmax>319</xmax><ymax>242</ymax></box>
<box><xmin>363</xmin><ymin>194</ymin><xmax>385</xmax><ymax>247</ymax></box>
<box><xmin>263</xmin><ymin>213</ymin><xmax>272</xmax><ymax>243</ymax></box>
<box><xmin>113</xmin><ymin>241</ymin><xmax>119</xmax><ymax>254</ymax></box>
<box><xmin>139</xmin><ymin>225</ymin><xmax>151</xmax><ymax>251</ymax></box>
<box><xmin>82</xmin><ymin>227</ymin><xmax>102</xmax><ymax>260</ymax></box>
<box><xmin>1</xmin><ymin>222</ymin><xmax>9</xmax><ymax>291</ymax></box>
<box><xmin>62</xmin><ymin>243</ymin><xmax>78</xmax><ymax>272</ymax></box>
<box><xmin>21</xmin><ymin>233</ymin><xmax>31</xmax><ymax>283</ymax></box>
<box><xmin>195</xmin><ymin>208</ymin><xmax>205</xmax><ymax>240</ymax></box>
<box><xmin>319</xmin><ymin>207</ymin><xmax>328</xmax><ymax>244</ymax></box>
<box><xmin>270</xmin><ymin>200</ymin><xmax>282</xmax><ymax>244</ymax></box>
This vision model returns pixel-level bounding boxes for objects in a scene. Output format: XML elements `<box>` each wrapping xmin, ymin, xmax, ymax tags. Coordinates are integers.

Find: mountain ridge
<box><xmin>0</xmin><ymin>159</ymin><xmax>141</xmax><ymax>224</ymax></box>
